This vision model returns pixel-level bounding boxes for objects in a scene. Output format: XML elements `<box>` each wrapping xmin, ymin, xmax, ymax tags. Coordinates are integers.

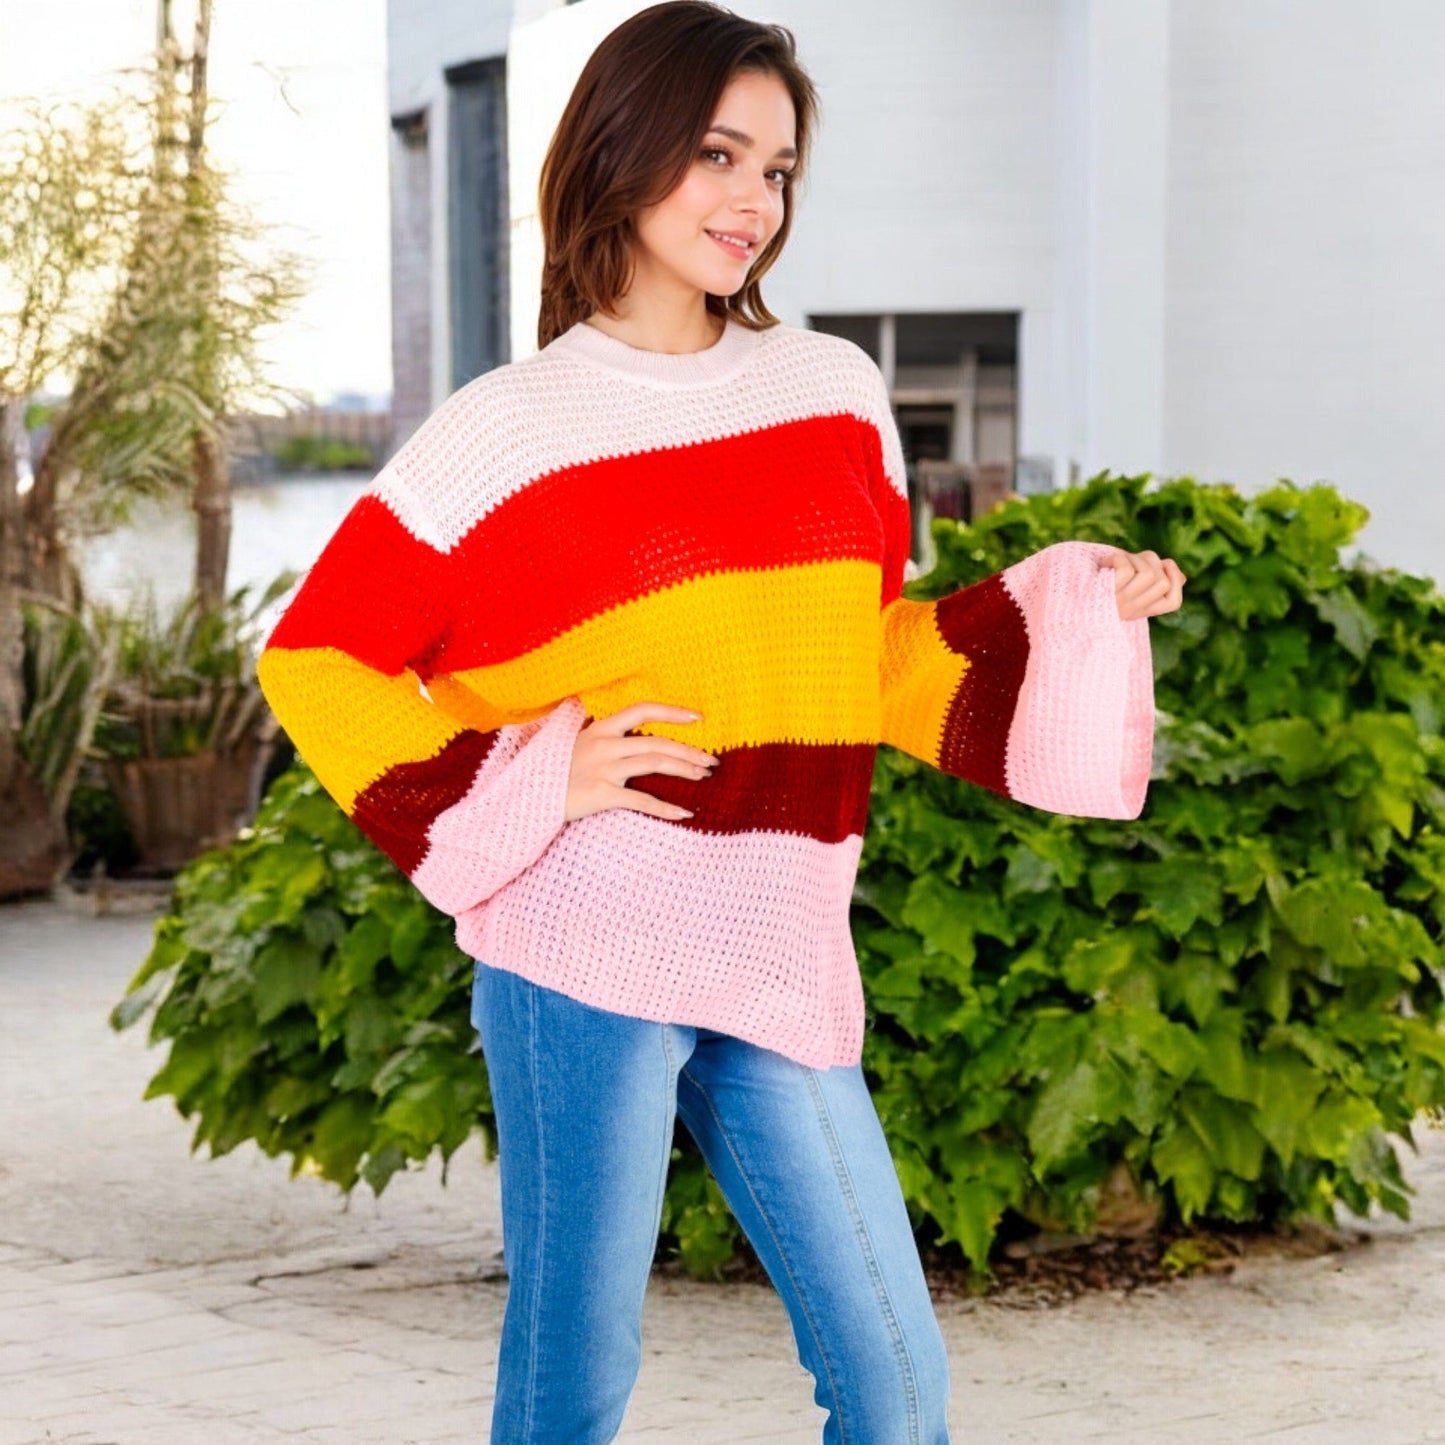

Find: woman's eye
<box><xmin>700</xmin><ymin>146</ymin><xmax>792</xmax><ymax>185</ymax></box>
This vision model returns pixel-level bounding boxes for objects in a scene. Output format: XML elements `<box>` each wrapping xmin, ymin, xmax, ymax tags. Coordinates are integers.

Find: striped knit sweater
<box><xmin>257</xmin><ymin>315</ymin><xmax>1155</xmax><ymax>1069</ymax></box>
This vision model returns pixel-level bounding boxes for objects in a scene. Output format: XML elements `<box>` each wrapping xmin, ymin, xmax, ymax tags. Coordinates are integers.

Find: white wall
<box><xmin>1070</xmin><ymin>0</ymin><xmax>1171</xmax><ymax>481</ymax></box>
<box><xmin>1163</xmin><ymin>0</ymin><xmax>1445</xmax><ymax>580</ymax></box>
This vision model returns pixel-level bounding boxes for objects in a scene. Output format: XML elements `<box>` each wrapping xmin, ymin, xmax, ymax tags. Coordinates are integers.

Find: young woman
<box><xmin>258</xmin><ymin>3</ymin><xmax>1186</xmax><ymax>1440</ymax></box>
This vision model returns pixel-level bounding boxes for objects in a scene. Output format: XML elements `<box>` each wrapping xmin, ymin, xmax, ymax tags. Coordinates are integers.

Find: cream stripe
<box><xmin>372</xmin><ymin>326</ymin><xmax>903</xmax><ymax>553</ymax></box>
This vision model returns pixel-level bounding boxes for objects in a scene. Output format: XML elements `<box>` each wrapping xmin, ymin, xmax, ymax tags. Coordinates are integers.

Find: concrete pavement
<box><xmin>2</xmin><ymin>896</ymin><xmax>1444</xmax><ymax>1443</ymax></box>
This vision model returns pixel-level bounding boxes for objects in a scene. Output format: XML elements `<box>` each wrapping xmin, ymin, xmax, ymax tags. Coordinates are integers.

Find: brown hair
<box><xmin>536</xmin><ymin>1</ymin><xmax>820</xmax><ymax>349</ymax></box>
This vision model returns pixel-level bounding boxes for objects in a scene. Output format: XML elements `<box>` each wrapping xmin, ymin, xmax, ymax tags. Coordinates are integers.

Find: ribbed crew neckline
<box><xmin>549</xmin><ymin>313</ymin><xmax>766</xmax><ymax>387</ymax></box>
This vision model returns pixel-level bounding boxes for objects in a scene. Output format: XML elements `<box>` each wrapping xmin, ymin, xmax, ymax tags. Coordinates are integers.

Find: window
<box><xmin>445</xmin><ymin>58</ymin><xmax>510</xmax><ymax>388</ymax></box>
<box><xmin>810</xmin><ymin>311</ymin><xmax>1022</xmax><ymax>568</ymax></box>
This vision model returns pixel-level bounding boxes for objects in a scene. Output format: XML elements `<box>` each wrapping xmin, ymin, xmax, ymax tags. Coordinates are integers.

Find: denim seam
<box><xmin>684</xmin><ymin>1074</ymin><xmax>848</xmax><ymax>1442</ymax></box>
<box><xmin>522</xmin><ymin>976</ymin><xmax>543</xmax><ymax>1440</ymax></box>
<box><xmin>805</xmin><ymin>1068</ymin><xmax>922</xmax><ymax>1443</ymax></box>
<box><xmin>652</xmin><ymin>1027</ymin><xmax>679</xmax><ymax>1243</ymax></box>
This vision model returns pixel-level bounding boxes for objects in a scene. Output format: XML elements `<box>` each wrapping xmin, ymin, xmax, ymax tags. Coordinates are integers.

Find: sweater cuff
<box><xmin>999</xmin><ymin>541</ymin><xmax>1155</xmax><ymax>819</ymax></box>
<box><xmin>409</xmin><ymin>696</ymin><xmax>588</xmax><ymax>915</ymax></box>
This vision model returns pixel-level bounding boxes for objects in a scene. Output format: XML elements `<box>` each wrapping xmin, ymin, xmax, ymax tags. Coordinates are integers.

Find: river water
<box><xmin>77</xmin><ymin>473</ymin><xmax>372</xmax><ymax>623</ymax></box>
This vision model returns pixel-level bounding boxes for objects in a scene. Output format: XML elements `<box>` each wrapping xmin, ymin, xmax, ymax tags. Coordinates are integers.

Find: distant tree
<box><xmin>0</xmin><ymin>7</ymin><xmax>307</xmax><ymax>891</ymax></box>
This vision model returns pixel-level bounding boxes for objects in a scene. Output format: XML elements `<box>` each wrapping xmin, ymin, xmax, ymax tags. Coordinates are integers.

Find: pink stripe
<box><xmin>454</xmin><ymin>809</ymin><xmax>868</xmax><ymax>1068</ymax></box>
<box><xmin>1000</xmin><ymin>541</ymin><xmax>1155</xmax><ymax>820</ymax></box>
<box><xmin>409</xmin><ymin>697</ymin><xmax>588</xmax><ymax>915</ymax></box>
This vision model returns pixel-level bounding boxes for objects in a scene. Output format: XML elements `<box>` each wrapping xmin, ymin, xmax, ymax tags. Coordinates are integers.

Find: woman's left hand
<box><xmin>1102</xmin><ymin>548</ymin><xmax>1187</xmax><ymax>621</ymax></box>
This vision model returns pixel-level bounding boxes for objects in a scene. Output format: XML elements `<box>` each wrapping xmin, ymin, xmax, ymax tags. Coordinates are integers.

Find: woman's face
<box><xmin>630</xmin><ymin>69</ymin><xmax>797</xmax><ymax>306</ymax></box>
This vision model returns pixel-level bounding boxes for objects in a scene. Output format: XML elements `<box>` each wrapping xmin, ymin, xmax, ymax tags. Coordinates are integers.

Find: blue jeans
<box><xmin>470</xmin><ymin>958</ymin><xmax>953</xmax><ymax>1443</ymax></box>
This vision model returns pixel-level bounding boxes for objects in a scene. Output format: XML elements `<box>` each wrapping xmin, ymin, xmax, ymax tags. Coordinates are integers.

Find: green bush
<box><xmin>111</xmin><ymin>769</ymin><xmax>487</xmax><ymax>1189</ymax></box>
<box><xmin>113</xmin><ymin>473</ymin><xmax>1445</xmax><ymax>1280</ymax></box>
<box><xmin>853</xmin><ymin>473</ymin><xmax>1445</xmax><ymax>1271</ymax></box>
<box><xmin>273</xmin><ymin>435</ymin><xmax>375</xmax><ymax>472</ymax></box>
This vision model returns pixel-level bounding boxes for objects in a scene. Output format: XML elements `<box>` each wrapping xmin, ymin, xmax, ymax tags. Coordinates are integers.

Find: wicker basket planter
<box><xmin>102</xmin><ymin>738</ymin><xmax>259</xmax><ymax>872</ymax></box>
<box><xmin>101</xmin><ymin>684</ymin><xmax>268</xmax><ymax>872</ymax></box>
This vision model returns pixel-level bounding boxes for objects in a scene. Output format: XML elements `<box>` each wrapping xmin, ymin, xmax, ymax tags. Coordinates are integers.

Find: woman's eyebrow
<box><xmin>705</xmin><ymin>124</ymin><xmax>798</xmax><ymax>161</ymax></box>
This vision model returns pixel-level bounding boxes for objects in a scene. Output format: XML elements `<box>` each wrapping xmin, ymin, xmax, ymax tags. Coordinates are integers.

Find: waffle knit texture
<box><xmin>257</xmin><ymin>315</ymin><xmax>1156</xmax><ymax>1068</ymax></box>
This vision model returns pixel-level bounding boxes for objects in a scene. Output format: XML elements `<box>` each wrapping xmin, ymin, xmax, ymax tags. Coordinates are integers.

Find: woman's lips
<box><xmin>706</xmin><ymin>229</ymin><xmax>755</xmax><ymax>259</ymax></box>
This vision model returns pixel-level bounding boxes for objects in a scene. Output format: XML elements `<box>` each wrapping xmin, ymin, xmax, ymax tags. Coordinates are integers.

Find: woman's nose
<box><xmin>735</xmin><ymin>169</ymin><xmax>774</xmax><ymax>212</ymax></box>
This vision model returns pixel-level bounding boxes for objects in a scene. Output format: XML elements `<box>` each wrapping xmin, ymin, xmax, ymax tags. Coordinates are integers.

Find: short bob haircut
<box><xmin>537</xmin><ymin>1</ymin><xmax>820</xmax><ymax>349</ymax></box>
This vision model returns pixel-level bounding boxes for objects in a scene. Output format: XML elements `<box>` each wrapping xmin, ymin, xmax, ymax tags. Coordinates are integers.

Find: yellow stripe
<box><xmin>257</xmin><ymin>647</ymin><xmax>469</xmax><ymax>812</ymax></box>
<box><xmin>436</xmin><ymin>559</ymin><xmax>884</xmax><ymax>752</ymax></box>
<box><xmin>878</xmin><ymin>596</ymin><xmax>968</xmax><ymax>767</ymax></box>
<box><xmin>258</xmin><ymin>560</ymin><xmax>891</xmax><ymax>807</ymax></box>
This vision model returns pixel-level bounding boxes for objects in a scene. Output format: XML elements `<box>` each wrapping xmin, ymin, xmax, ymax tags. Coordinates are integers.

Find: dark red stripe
<box><xmin>932</xmin><ymin>574</ymin><xmax>1030</xmax><ymax>796</ymax></box>
<box><xmin>625</xmin><ymin>740</ymin><xmax>878</xmax><ymax>843</ymax></box>
<box><xmin>350</xmin><ymin>728</ymin><xmax>498</xmax><ymax>875</ymax></box>
<box><xmin>349</xmin><ymin>732</ymin><xmax>878</xmax><ymax>872</ymax></box>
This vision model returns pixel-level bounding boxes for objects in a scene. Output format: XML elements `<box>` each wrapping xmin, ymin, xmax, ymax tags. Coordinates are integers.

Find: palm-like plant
<box><xmin>0</xmin><ymin>7</ymin><xmax>308</xmax><ymax>890</ymax></box>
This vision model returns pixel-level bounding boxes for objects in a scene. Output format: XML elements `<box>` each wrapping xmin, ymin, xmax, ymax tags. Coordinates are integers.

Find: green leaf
<box><xmin>343</xmin><ymin>993</ymin><xmax>403</xmax><ymax>1059</ymax></box>
<box><xmin>1304</xmin><ymin>1091</ymin><xmax>1383</xmax><ymax>1162</ymax></box>
<box><xmin>109</xmin><ymin>974</ymin><xmax>165</xmax><ymax>1031</ymax></box>
<box><xmin>947</xmin><ymin>1181</ymin><xmax>1012</xmax><ymax>1272</ymax></box>
<box><xmin>142</xmin><ymin>1029</ymin><xmax>221</xmax><ymax>1108</ymax></box>
<box><xmin>900</xmin><ymin>874</ymin><xmax>980</xmax><ymax>967</ymax></box>
<box><xmin>1179</xmin><ymin>1090</ymin><xmax>1266</xmax><ymax>1181</ymax></box>
<box><xmin>1003</xmin><ymin>843</ymin><xmax>1058</xmax><ymax>897</ymax></box>
<box><xmin>1060</xmin><ymin>935</ymin><xmax>1136</xmax><ymax>996</ymax></box>
<box><xmin>1169</xmin><ymin>953</ymin><xmax>1238</xmax><ymax>1027</ymax></box>
<box><xmin>305</xmin><ymin>1092</ymin><xmax>374</xmax><ymax>1187</ymax></box>
<box><xmin>1151</xmin><ymin>1116</ymin><xmax>1215</xmax><ymax>1220</ymax></box>
<box><xmin>1027</xmin><ymin>1057</ymin><xmax>1116</xmax><ymax>1172</ymax></box>
<box><xmin>1249</xmin><ymin>1049</ymin><xmax>1323</xmax><ymax>1165</ymax></box>
<box><xmin>1130</xmin><ymin>1010</ymin><xmax>1203</xmax><ymax>1079</ymax></box>
<box><xmin>1247</xmin><ymin>718</ymin><xmax>1326</xmax><ymax>786</ymax></box>
<box><xmin>1306</xmin><ymin>585</ymin><xmax>1379</xmax><ymax>661</ymax></box>
<box><xmin>389</xmin><ymin>903</ymin><xmax>434</xmax><ymax>970</ymax></box>
<box><xmin>250</xmin><ymin>934</ymin><xmax>323</xmax><ymax>1023</ymax></box>
<box><xmin>380</xmin><ymin>1074</ymin><xmax>453</xmax><ymax>1151</ymax></box>
<box><xmin>1136</xmin><ymin>860</ymin><xmax>1225</xmax><ymax>938</ymax></box>
<box><xmin>1214</xmin><ymin>553</ymin><xmax>1296</xmax><ymax>625</ymax></box>
<box><xmin>1273</xmin><ymin>879</ymin><xmax>1383</xmax><ymax>967</ymax></box>
<box><xmin>1194</xmin><ymin>1015</ymin><xmax>1254</xmax><ymax>1102</ymax></box>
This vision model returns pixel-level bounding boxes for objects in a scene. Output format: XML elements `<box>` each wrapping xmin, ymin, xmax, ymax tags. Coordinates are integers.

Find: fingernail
<box><xmin>676</xmin><ymin>809</ymin><xmax>694</xmax><ymax>818</ymax></box>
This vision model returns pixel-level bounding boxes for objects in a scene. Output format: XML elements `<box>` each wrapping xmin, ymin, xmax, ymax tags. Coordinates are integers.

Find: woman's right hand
<box><xmin>564</xmin><ymin>702</ymin><xmax>717</xmax><ymax>822</ymax></box>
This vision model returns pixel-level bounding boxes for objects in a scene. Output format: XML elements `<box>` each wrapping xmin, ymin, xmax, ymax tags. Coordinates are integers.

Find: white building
<box><xmin>386</xmin><ymin>0</ymin><xmax>1445</xmax><ymax>581</ymax></box>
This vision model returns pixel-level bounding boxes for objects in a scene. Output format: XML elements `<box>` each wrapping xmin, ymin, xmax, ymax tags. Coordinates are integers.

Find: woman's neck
<box><xmin>581</xmin><ymin>306</ymin><xmax>725</xmax><ymax>357</ymax></box>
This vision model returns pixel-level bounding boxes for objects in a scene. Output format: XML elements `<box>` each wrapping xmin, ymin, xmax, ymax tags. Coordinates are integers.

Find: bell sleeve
<box><xmin>857</xmin><ymin>364</ymin><xmax>1155</xmax><ymax>820</ymax></box>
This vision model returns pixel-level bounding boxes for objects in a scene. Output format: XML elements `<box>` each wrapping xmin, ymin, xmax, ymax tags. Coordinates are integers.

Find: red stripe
<box><xmin>271</xmin><ymin>415</ymin><xmax>904</xmax><ymax>674</ymax></box>
<box><xmin>435</xmin><ymin>414</ymin><xmax>890</xmax><ymax>666</ymax></box>
<box><xmin>857</xmin><ymin>421</ymin><xmax>911</xmax><ymax>608</ymax></box>
<box><xmin>933</xmin><ymin>574</ymin><xmax>1030</xmax><ymax>795</ymax></box>
<box><xmin>267</xmin><ymin>493</ymin><xmax>448</xmax><ymax>676</ymax></box>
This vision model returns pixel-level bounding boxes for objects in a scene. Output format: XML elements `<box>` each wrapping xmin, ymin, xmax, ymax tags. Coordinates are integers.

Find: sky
<box><xmin>2</xmin><ymin>0</ymin><xmax>392</xmax><ymax>404</ymax></box>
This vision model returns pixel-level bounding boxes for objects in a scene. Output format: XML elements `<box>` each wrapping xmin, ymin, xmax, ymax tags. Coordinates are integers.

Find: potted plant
<box><xmin>93</xmin><ymin>574</ymin><xmax>293</xmax><ymax>871</ymax></box>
